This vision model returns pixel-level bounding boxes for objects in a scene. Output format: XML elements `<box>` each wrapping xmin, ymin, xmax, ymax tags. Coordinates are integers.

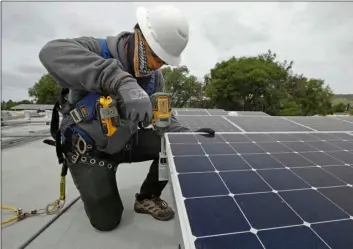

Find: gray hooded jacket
<box><xmin>39</xmin><ymin>32</ymin><xmax>189</xmax><ymax>155</ymax></box>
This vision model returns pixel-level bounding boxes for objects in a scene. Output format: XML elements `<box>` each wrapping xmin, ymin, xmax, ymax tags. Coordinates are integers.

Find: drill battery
<box><xmin>96</xmin><ymin>96</ymin><xmax>120</xmax><ymax>136</ymax></box>
<box><xmin>150</xmin><ymin>92</ymin><xmax>172</xmax><ymax>129</ymax></box>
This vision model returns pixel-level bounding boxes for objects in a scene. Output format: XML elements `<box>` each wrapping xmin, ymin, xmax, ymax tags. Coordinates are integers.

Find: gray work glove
<box><xmin>116</xmin><ymin>82</ymin><xmax>152</xmax><ymax>124</ymax></box>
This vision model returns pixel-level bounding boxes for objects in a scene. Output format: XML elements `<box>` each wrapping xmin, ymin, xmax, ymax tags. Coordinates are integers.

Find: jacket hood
<box><xmin>106</xmin><ymin>32</ymin><xmax>132</xmax><ymax>72</ymax></box>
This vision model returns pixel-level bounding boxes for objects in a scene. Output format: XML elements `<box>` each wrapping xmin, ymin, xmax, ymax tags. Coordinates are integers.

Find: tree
<box><xmin>28</xmin><ymin>74</ymin><xmax>61</xmax><ymax>104</ymax></box>
<box><xmin>284</xmin><ymin>74</ymin><xmax>333</xmax><ymax>116</ymax></box>
<box><xmin>332</xmin><ymin>103</ymin><xmax>345</xmax><ymax>113</ymax></box>
<box><xmin>161</xmin><ymin>66</ymin><xmax>202</xmax><ymax>108</ymax></box>
<box><xmin>277</xmin><ymin>101</ymin><xmax>302</xmax><ymax>116</ymax></box>
<box><xmin>204</xmin><ymin>50</ymin><xmax>334</xmax><ymax>116</ymax></box>
<box><xmin>204</xmin><ymin>50</ymin><xmax>290</xmax><ymax>114</ymax></box>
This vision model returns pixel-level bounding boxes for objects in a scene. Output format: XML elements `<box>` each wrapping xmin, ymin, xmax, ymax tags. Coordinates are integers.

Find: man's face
<box><xmin>143</xmin><ymin>39</ymin><xmax>165</xmax><ymax>70</ymax></box>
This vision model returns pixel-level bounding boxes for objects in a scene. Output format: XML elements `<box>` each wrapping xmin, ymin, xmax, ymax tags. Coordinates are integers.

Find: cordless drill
<box><xmin>150</xmin><ymin>92</ymin><xmax>172</xmax><ymax>135</ymax></box>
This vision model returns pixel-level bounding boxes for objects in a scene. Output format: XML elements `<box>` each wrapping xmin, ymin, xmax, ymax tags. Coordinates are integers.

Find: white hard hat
<box><xmin>136</xmin><ymin>5</ymin><xmax>189</xmax><ymax>66</ymax></box>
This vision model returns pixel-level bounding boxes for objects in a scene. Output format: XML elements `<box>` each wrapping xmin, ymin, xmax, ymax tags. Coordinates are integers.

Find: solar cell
<box><xmin>312</xmin><ymin>220</ymin><xmax>353</xmax><ymax>249</ymax></box>
<box><xmin>227</xmin><ymin>116</ymin><xmax>312</xmax><ymax>132</ymax></box>
<box><xmin>323</xmin><ymin>166</ymin><xmax>353</xmax><ymax>184</ymax></box>
<box><xmin>165</xmin><ymin>132</ymin><xmax>353</xmax><ymax>249</ymax></box>
<box><xmin>175</xmin><ymin>116</ymin><xmax>241</xmax><ymax>132</ymax></box>
<box><xmin>286</xmin><ymin>116</ymin><xmax>353</xmax><ymax>131</ymax></box>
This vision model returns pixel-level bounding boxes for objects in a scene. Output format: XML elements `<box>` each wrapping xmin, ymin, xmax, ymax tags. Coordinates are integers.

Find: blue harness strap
<box><xmin>97</xmin><ymin>38</ymin><xmax>113</xmax><ymax>59</ymax></box>
<box><xmin>145</xmin><ymin>71</ymin><xmax>156</xmax><ymax>96</ymax></box>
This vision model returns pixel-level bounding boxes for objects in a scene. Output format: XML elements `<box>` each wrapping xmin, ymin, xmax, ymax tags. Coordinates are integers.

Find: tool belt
<box><xmin>62</xmin><ymin>124</ymin><xmax>135</xmax><ymax>169</ymax></box>
<box><xmin>48</xmin><ymin>88</ymin><xmax>131</xmax><ymax>168</ymax></box>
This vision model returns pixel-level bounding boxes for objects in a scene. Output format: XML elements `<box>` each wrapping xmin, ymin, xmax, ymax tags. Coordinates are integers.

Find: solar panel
<box><xmin>175</xmin><ymin>116</ymin><xmax>241</xmax><ymax>132</ymax></box>
<box><xmin>286</xmin><ymin>116</ymin><xmax>353</xmax><ymax>131</ymax></box>
<box><xmin>165</xmin><ymin>132</ymin><xmax>353</xmax><ymax>249</ymax></box>
<box><xmin>227</xmin><ymin>116</ymin><xmax>312</xmax><ymax>132</ymax></box>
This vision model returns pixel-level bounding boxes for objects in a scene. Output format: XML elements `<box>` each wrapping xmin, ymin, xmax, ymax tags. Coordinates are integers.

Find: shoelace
<box><xmin>152</xmin><ymin>197</ymin><xmax>168</xmax><ymax>209</ymax></box>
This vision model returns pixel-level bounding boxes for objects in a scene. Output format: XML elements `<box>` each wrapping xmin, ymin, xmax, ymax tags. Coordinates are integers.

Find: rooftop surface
<box><xmin>1</xmin><ymin>118</ymin><xmax>181</xmax><ymax>249</ymax></box>
<box><xmin>1</xmin><ymin>111</ymin><xmax>353</xmax><ymax>249</ymax></box>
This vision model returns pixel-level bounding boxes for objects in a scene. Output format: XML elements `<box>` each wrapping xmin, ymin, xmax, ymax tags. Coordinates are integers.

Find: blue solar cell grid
<box><xmin>166</xmin><ymin>132</ymin><xmax>353</xmax><ymax>249</ymax></box>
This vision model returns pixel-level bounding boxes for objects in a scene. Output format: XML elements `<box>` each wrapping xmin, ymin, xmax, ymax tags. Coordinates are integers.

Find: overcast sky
<box><xmin>2</xmin><ymin>2</ymin><xmax>353</xmax><ymax>101</ymax></box>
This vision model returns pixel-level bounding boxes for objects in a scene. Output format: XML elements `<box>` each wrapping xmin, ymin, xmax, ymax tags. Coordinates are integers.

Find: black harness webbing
<box><xmin>50</xmin><ymin>102</ymin><xmax>64</xmax><ymax>164</ymax></box>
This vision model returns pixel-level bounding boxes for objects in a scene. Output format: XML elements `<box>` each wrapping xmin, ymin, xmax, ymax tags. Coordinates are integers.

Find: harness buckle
<box><xmin>75</xmin><ymin>134</ymin><xmax>87</xmax><ymax>154</ymax></box>
<box><xmin>69</xmin><ymin>109</ymin><xmax>82</xmax><ymax>123</ymax></box>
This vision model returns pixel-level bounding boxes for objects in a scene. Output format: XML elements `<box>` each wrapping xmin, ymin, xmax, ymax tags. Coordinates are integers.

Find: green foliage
<box><xmin>332</xmin><ymin>103</ymin><xmax>345</xmax><ymax>113</ymax></box>
<box><xmin>204</xmin><ymin>50</ymin><xmax>291</xmax><ymax>114</ymax></box>
<box><xmin>295</xmin><ymin>78</ymin><xmax>333</xmax><ymax>116</ymax></box>
<box><xmin>28</xmin><ymin>74</ymin><xmax>61</xmax><ymax>104</ymax></box>
<box><xmin>277</xmin><ymin>101</ymin><xmax>302</xmax><ymax>116</ymax></box>
<box><xmin>349</xmin><ymin>109</ymin><xmax>353</xmax><ymax>115</ymax></box>
<box><xmin>161</xmin><ymin>66</ymin><xmax>205</xmax><ymax>108</ymax></box>
<box><xmin>204</xmin><ymin>50</ymin><xmax>334</xmax><ymax>116</ymax></box>
<box><xmin>1</xmin><ymin>99</ymin><xmax>33</xmax><ymax>110</ymax></box>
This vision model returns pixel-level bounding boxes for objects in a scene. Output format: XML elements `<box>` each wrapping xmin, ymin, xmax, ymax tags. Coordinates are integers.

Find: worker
<box><xmin>39</xmin><ymin>5</ymin><xmax>215</xmax><ymax>232</ymax></box>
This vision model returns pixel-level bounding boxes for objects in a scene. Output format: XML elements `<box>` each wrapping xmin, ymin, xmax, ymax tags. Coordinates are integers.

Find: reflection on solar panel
<box><xmin>177</xmin><ymin>110</ymin><xmax>209</xmax><ymax>116</ymax></box>
<box><xmin>227</xmin><ymin>116</ymin><xmax>312</xmax><ymax>132</ymax></box>
<box><xmin>166</xmin><ymin>132</ymin><xmax>353</xmax><ymax>249</ymax></box>
<box><xmin>172</xmin><ymin>108</ymin><xmax>270</xmax><ymax>117</ymax></box>
<box><xmin>173</xmin><ymin>109</ymin><xmax>229</xmax><ymax>116</ymax></box>
<box><xmin>334</xmin><ymin>116</ymin><xmax>353</xmax><ymax>123</ymax></box>
<box><xmin>175</xmin><ymin>116</ymin><xmax>241</xmax><ymax>132</ymax></box>
<box><xmin>286</xmin><ymin>116</ymin><xmax>353</xmax><ymax>131</ymax></box>
<box><xmin>236</xmin><ymin>111</ymin><xmax>269</xmax><ymax>117</ymax></box>
<box><xmin>207</xmin><ymin>110</ymin><xmax>229</xmax><ymax>116</ymax></box>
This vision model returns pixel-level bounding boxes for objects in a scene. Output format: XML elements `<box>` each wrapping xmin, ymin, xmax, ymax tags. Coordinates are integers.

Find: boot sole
<box><xmin>134</xmin><ymin>207</ymin><xmax>175</xmax><ymax>221</ymax></box>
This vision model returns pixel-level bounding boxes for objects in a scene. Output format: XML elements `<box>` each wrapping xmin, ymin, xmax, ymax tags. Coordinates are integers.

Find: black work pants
<box><xmin>67</xmin><ymin>129</ymin><xmax>168</xmax><ymax>231</ymax></box>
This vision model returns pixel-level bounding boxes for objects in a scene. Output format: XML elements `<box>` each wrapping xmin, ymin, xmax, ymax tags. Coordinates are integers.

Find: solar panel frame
<box><xmin>165</xmin><ymin>131</ymin><xmax>353</xmax><ymax>249</ymax></box>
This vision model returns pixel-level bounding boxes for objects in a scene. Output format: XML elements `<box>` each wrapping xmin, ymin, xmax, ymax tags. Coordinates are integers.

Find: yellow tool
<box><xmin>150</xmin><ymin>92</ymin><xmax>172</xmax><ymax>131</ymax></box>
<box><xmin>97</xmin><ymin>96</ymin><xmax>120</xmax><ymax>136</ymax></box>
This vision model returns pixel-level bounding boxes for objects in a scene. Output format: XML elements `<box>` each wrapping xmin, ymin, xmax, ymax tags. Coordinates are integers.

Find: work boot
<box><xmin>134</xmin><ymin>194</ymin><xmax>175</xmax><ymax>221</ymax></box>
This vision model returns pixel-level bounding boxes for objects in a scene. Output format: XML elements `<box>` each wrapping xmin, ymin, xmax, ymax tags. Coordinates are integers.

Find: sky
<box><xmin>2</xmin><ymin>1</ymin><xmax>353</xmax><ymax>101</ymax></box>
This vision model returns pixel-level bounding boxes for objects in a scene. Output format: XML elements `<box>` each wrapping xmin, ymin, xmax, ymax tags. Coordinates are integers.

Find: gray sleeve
<box><xmin>39</xmin><ymin>37</ymin><xmax>136</xmax><ymax>95</ymax></box>
<box><xmin>155</xmin><ymin>70</ymin><xmax>190</xmax><ymax>132</ymax></box>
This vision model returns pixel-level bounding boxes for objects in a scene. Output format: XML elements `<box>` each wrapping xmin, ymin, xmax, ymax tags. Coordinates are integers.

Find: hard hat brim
<box><xmin>136</xmin><ymin>6</ymin><xmax>182</xmax><ymax>66</ymax></box>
